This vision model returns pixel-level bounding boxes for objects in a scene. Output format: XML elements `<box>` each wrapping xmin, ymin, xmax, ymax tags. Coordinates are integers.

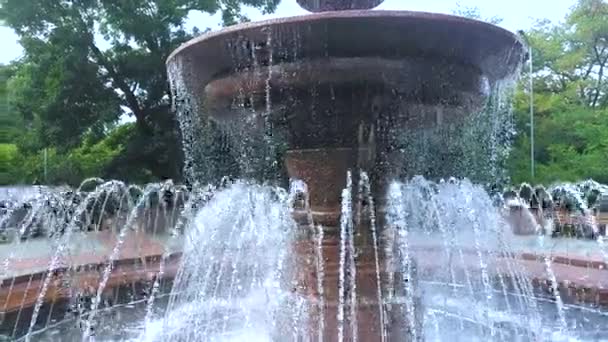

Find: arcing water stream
<box><xmin>3</xmin><ymin>174</ymin><xmax>607</xmax><ymax>341</ymax></box>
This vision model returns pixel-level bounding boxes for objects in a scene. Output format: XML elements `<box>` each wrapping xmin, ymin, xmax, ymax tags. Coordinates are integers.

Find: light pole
<box><xmin>519</xmin><ymin>30</ymin><xmax>535</xmax><ymax>181</ymax></box>
<box><xmin>43</xmin><ymin>148</ymin><xmax>48</xmax><ymax>184</ymax></box>
<box><xmin>529</xmin><ymin>45</ymin><xmax>535</xmax><ymax>180</ymax></box>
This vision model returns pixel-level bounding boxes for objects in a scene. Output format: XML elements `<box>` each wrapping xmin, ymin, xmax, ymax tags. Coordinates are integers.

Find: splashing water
<box><xmin>385</xmin><ymin>176</ymin><xmax>608</xmax><ymax>341</ymax></box>
<box><xmin>28</xmin><ymin>181</ymin><xmax>130</xmax><ymax>341</ymax></box>
<box><xmin>3</xmin><ymin>174</ymin><xmax>608</xmax><ymax>341</ymax></box>
<box><xmin>337</xmin><ymin>171</ymin><xmax>352</xmax><ymax>342</ymax></box>
<box><xmin>137</xmin><ymin>181</ymin><xmax>304</xmax><ymax>341</ymax></box>
<box><xmin>360</xmin><ymin>172</ymin><xmax>387</xmax><ymax>342</ymax></box>
<box><xmin>386</xmin><ymin>182</ymin><xmax>420</xmax><ymax>341</ymax></box>
<box><xmin>314</xmin><ymin>223</ymin><xmax>325</xmax><ymax>342</ymax></box>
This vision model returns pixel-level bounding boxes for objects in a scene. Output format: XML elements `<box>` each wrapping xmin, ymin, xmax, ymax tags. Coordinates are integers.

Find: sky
<box><xmin>0</xmin><ymin>0</ymin><xmax>576</xmax><ymax>64</ymax></box>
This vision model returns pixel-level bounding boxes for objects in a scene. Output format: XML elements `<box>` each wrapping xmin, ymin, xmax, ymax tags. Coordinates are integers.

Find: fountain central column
<box><xmin>282</xmin><ymin>4</ymin><xmax>415</xmax><ymax>341</ymax></box>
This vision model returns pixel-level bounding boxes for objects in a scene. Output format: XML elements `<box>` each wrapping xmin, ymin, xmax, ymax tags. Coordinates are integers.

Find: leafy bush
<box><xmin>2</xmin><ymin>125</ymin><xmax>129</xmax><ymax>186</ymax></box>
<box><xmin>0</xmin><ymin>143</ymin><xmax>19</xmax><ymax>184</ymax></box>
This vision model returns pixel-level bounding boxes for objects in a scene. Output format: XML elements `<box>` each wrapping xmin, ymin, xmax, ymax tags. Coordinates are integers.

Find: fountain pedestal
<box><xmin>285</xmin><ymin>148</ymin><xmax>366</xmax><ymax>226</ymax></box>
<box><xmin>294</xmin><ymin>234</ymin><xmax>423</xmax><ymax>341</ymax></box>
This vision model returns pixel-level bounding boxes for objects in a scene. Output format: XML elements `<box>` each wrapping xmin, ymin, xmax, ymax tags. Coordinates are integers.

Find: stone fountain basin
<box><xmin>168</xmin><ymin>10</ymin><xmax>523</xmax><ymax>87</ymax></box>
<box><xmin>202</xmin><ymin>57</ymin><xmax>486</xmax><ymax>126</ymax></box>
<box><xmin>168</xmin><ymin>10</ymin><xmax>525</xmax><ymax>130</ymax></box>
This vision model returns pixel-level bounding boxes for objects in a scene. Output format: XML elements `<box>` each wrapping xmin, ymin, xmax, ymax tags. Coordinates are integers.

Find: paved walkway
<box><xmin>0</xmin><ymin>231</ymin><xmax>183</xmax><ymax>280</ymax></box>
<box><xmin>408</xmin><ymin>232</ymin><xmax>607</xmax><ymax>265</ymax></box>
<box><xmin>1</xmin><ymin>230</ymin><xmax>606</xmax><ymax>288</ymax></box>
<box><xmin>511</xmin><ymin>235</ymin><xmax>607</xmax><ymax>263</ymax></box>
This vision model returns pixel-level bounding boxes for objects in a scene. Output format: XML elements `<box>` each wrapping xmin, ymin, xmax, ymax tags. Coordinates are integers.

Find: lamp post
<box><xmin>518</xmin><ymin>30</ymin><xmax>535</xmax><ymax>181</ymax></box>
<box><xmin>43</xmin><ymin>148</ymin><xmax>48</xmax><ymax>184</ymax></box>
<box><xmin>529</xmin><ymin>45</ymin><xmax>534</xmax><ymax>180</ymax></box>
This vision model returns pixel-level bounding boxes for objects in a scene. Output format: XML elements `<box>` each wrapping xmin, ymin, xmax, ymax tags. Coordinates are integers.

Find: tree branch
<box><xmin>88</xmin><ymin>42</ymin><xmax>150</xmax><ymax>131</ymax></box>
<box><xmin>591</xmin><ymin>44</ymin><xmax>607</xmax><ymax>107</ymax></box>
<box><xmin>591</xmin><ymin>63</ymin><xmax>604</xmax><ymax>107</ymax></box>
<box><xmin>66</xmin><ymin>3</ymin><xmax>150</xmax><ymax>131</ymax></box>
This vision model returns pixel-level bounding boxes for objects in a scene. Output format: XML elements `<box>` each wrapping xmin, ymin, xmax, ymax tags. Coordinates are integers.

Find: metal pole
<box><xmin>44</xmin><ymin>148</ymin><xmax>48</xmax><ymax>183</ymax></box>
<box><xmin>529</xmin><ymin>46</ymin><xmax>535</xmax><ymax>180</ymax></box>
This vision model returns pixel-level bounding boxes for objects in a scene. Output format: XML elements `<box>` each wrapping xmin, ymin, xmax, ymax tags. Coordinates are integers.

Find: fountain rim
<box><xmin>166</xmin><ymin>9</ymin><xmax>525</xmax><ymax>67</ymax></box>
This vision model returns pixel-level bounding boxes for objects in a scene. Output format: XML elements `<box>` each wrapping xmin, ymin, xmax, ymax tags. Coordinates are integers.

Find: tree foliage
<box><xmin>509</xmin><ymin>0</ymin><xmax>608</xmax><ymax>185</ymax></box>
<box><xmin>0</xmin><ymin>0</ymin><xmax>279</xmax><ymax>185</ymax></box>
<box><xmin>3</xmin><ymin>0</ymin><xmax>608</xmax><ymax>186</ymax></box>
<box><xmin>451</xmin><ymin>3</ymin><xmax>503</xmax><ymax>25</ymax></box>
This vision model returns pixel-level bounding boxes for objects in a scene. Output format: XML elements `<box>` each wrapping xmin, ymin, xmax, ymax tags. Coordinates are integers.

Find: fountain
<box><xmin>166</xmin><ymin>0</ymin><xmax>525</xmax><ymax>340</ymax></box>
<box><xmin>2</xmin><ymin>0</ymin><xmax>608</xmax><ymax>341</ymax></box>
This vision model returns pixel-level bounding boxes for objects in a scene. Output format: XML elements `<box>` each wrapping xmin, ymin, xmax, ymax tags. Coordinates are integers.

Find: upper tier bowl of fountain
<box><xmin>167</xmin><ymin>6</ymin><xmax>524</xmax><ymax>214</ymax></box>
<box><xmin>167</xmin><ymin>8</ymin><xmax>524</xmax><ymax>136</ymax></box>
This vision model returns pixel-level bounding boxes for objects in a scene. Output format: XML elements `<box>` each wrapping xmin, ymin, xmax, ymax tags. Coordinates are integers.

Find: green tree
<box><xmin>0</xmin><ymin>63</ymin><xmax>21</xmax><ymax>144</ymax></box>
<box><xmin>525</xmin><ymin>0</ymin><xmax>608</xmax><ymax>107</ymax></box>
<box><xmin>0</xmin><ymin>63</ymin><xmax>22</xmax><ymax>184</ymax></box>
<box><xmin>451</xmin><ymin>3</ymin><xmax>503</xmax><ymax>25</ymax></box>
<box><xmin>509</xmin><ymin>0</ymin><xmax>608</xmax><ymax>185</ymax></box>
<box><xmin>0</xmin><ymin>0</ymin><xmax>280</xmax><ymax>183</ymax></box>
